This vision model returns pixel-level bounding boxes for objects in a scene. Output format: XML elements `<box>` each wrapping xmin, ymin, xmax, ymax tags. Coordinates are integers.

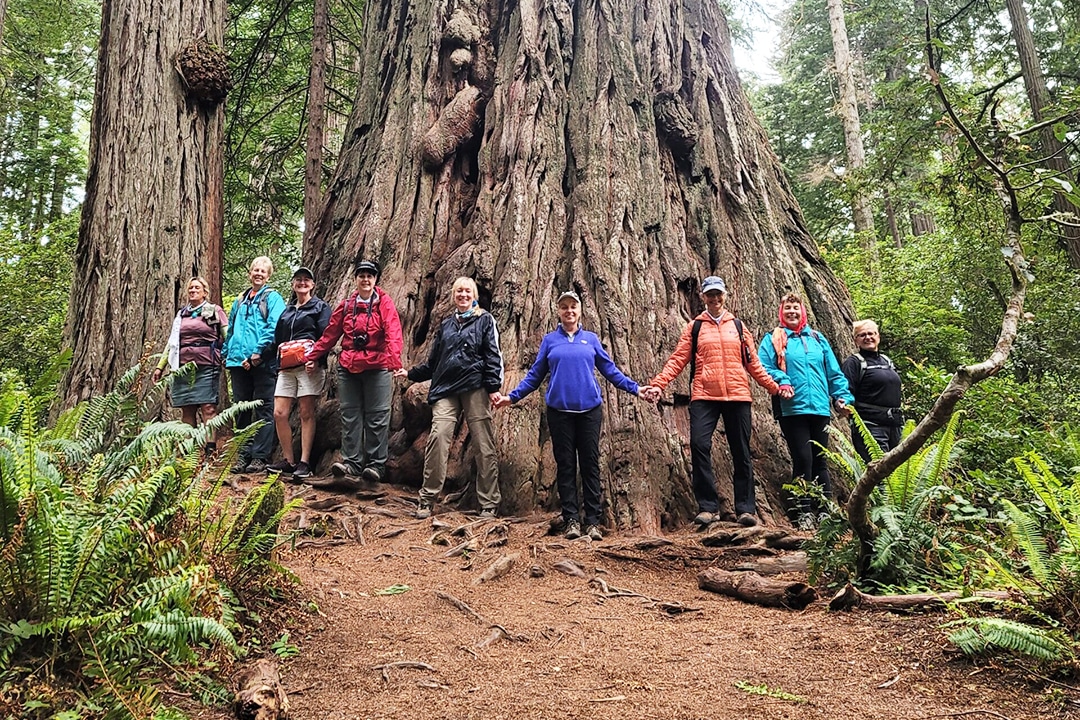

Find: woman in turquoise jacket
<box><xmin>223</xmin><ymin>256</ymin><xmax>287</xmax><ymax>473</ymax></box>
<box><xmin>758</xmin><ymin>292</ymin><xmax>853</xmax><ymax>523</ymax></box>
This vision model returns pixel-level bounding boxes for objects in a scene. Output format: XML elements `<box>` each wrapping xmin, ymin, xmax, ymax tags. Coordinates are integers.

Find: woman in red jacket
<box><xmin>306</xmin><ymin>260</ymin><xmax>404</xmax><ymax>484</ymax></box>
<box><xmin>643</xmin><ymin>277</ymin><xmax>791</xmax><ymax>527</ymax></box>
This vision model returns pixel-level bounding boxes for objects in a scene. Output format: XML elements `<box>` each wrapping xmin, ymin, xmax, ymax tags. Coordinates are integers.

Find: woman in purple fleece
<box><xmin>494</xmin><ymin>291</ymin><xmax>647</xmax><ymax>541</ymax></box>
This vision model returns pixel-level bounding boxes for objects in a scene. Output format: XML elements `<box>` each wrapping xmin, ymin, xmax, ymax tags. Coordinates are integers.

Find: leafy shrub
<box><xmin>0</xmin><ymin>365</ymin><xmax>299</xmax><ymax>717</ymax></box>
<box><xmin>805</xmin><ymin>412</ymin><xmax>973</xmax><ymax>592</ymax></box>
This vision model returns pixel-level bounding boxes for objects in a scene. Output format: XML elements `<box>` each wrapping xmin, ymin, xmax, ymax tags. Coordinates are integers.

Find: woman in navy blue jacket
<box><xmin>495</xmin><ymin>291</ymin><xmax>644</xmax><ymax>541</ymax></box>
<box><xmin>266</xmin><ymin>266</ymin><xmax>331</xmax><ymax>480</ymax></box>
<box><xmin>400</xmin><ymin>277</ymin><xmax>503</xmax><ymax>519</ymax></box>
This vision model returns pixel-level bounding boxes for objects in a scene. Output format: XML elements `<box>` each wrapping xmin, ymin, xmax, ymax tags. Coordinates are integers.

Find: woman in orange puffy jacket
<box><xmin>644</xmin><ymin>276</ymin><xmax>791</xmax><ymax>528</ymax></box>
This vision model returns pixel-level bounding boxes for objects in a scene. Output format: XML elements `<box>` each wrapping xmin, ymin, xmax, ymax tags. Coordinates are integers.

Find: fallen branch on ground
<box><xmin>697</xmin><ymin>568</ymin><xmax>818</xmax><ymax>610</ymax></box>
<box><xmin>828</xmin><ymin>584</ymin><xmax>1011</xmax><ymax>612</ymax></box>
<box><xmin>371</xmin><ymin>661</ymin><xmax>437</xmax><ymax>682</ymax></box>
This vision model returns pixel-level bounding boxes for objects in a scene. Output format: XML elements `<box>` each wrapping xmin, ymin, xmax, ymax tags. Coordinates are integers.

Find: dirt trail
<box><xmin>199</xmin><ymin>482</ymin><xmax>1066</xmax><ymax>720</ymax></box>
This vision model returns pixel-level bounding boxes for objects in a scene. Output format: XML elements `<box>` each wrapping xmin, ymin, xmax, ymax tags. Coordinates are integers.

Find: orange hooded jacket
<box><xmin>651</xmin><ymin>310</ymin><xmax>780</xmax><ymax>401</ymax></box>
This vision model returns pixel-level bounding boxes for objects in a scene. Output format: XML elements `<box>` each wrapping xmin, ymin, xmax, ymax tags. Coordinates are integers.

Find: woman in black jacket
<box><xmin>398</xmin><ymin>277</ymin><xmax>503</xmax><ymax>519</ymax></box>
<box><xmin>841</xmin><ymin>319</ymin><xmax>903</xmax><ymax>463</ymax></box>
<box><xmin>267</xmin><ymin>267</ymin><xmax>331</xmax><ymax>479</ymax></box>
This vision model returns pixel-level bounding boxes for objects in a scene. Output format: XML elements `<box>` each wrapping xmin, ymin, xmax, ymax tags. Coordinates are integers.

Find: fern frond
<box><xmin>945</xmin><ymin>616</ymin><xmax>1071</xmax><ymax>660</ymax></box>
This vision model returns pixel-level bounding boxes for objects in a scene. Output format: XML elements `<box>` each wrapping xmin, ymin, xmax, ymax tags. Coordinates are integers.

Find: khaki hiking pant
<box><xmin>419</xmin><ymin>388</ymin><xmax>500</xmax><ymax>510</ymax></box>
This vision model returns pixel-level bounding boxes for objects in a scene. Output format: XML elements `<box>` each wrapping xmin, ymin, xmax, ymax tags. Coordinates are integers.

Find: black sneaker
<box><xmin>292</xmin><ymin>461</ymin><xmax>312</xmax><ymax>479</ymax></box>
<box><xmin>361</xmin><ymin>466</ymin><xmax>381</xmax><ymax>483</ymax></box>
<box><xmin>564</xmin><ymin>519</ymin><xmax>582</xmax><ymax>540</ymax></box>
<box><xmin>245</xmin><ymin>458</ymin><xmax>269</xmax><ymax>474</ymax></box>
<box><xmin>266</xmin><ymin>459</ymin><xmax>295</xmax><ymax>474</ymax></box>
<box><xmin>737</xmin><ymin>513</ymin><xmax>760</xmax><ymax>528</ymax></box>
<box><xmin>230</xmin><ymin>457</ymin><xmax>250</xmax><ymax>474</ymax></box>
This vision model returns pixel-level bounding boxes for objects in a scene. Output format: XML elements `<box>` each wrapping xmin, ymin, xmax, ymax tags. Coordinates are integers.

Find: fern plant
<box><xmin>943</xmin><ymin>453</ymin><xmax>1080</xmax><ymax>667</ymax></box>
<box><xmin>804</xmin><ymin>411</ymin><xmax>971</xmax><ymax>591</ymax></box>
<box><xmin>0</xmin><ymin>363</ymin><xmax>299</xmax><ymax>717</ymax></box>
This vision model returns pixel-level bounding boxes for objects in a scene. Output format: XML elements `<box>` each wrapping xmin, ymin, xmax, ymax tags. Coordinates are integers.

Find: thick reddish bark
<box><xmin>306</xmin><ymin>0</ymin><xmax>854</xmax><ymax>532</ymax></box>
<box><xmin>302</xmin><ymin>0</ymin><xmax>329</xmax><ymax>251</ymax></box>
<box><xmin>58</xmin><ymin>0</ymin><xmax>227</xmax><ymax>405</ymax></box>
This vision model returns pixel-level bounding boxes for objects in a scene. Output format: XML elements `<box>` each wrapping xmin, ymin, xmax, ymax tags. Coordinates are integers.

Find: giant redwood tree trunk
<box><xmin>58</xmin><ymin>0</ymin><xmax>226</xmax><ymax>406</ymax></box>
<box><xmin>307</xmin><ymin>0</ymin><xmax>854</xmax><ymax>533</ymax></box>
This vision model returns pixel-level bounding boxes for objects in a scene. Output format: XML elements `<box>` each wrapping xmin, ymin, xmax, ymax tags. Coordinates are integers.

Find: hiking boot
<box><xmin>331</xmin><ymin>462</ymin><xmax>353</xmax><ymax>478</ymax></box>
<box><xmin>230</xmin><ymin>457</ymin><xmax>250</xmax><ymax>474</ymax></box>
<box><xmin>564</xmin><ymin>519</ymin><xmax>582</xmax><ymax>540</ymax></box>
<box><xmin>585</xmin><ymin>524</ymin><xmax>603</xmax><ymax>541</ymax></box>
<box><xmin>292</xmin><ymin>461</ymin><xmax>312</xmax><ymax>480</ymax></box>
<box><xmin>361</xmin><ymin>466</ymin><xmax>381</xmax><ymax>483</ymax></box>
<box><xmin>796</xmin><ymin>513</ymin><xmax>818</xmax><ymax>532</ymax></box>
<box><xmin>266</xmin><ymin>459</ymin><xmax>295</xmax><ymax>475</ymax></box>
<box><xmin>479</xmin><ymin>508</ymin><xmax>497</xmax><ymax>519</ymax></box>
<box><xmin>245</xmin><ymin>458</ymin><xmax>269</xmax><ymax>474</ymax></box>
<box><xmin>415</xmin><ymin>502</ymin><xmax>433</xmax><ymax>520</ymax></box>
<box><xmin>693</xmin><ymin>511</ymin><xmax>716</xmax><ymax>526</ymax></box>
<box><xmin>736</xmin><ymin>513</ymin><xmax>759</xmax><ymax>528</ymax></box>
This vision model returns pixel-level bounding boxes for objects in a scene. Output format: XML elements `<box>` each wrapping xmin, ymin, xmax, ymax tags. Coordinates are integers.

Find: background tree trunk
<box><xmin>303</xmin><ymin>0</ymin><xmax>329</xmax><ymax>251</ymax></box>
<box><xmin>1005</xmin><ymin>0</ymin><xmax>1080</xmax><ymax>267</ymax></box>
<box><xmin>825</xmin><ymin>0</ymin><xmax>875</xmax><ymax>241</ymax></box>
<box><xmin>307</xmin><ymin>0</ymin><xmax>854</xmax><ymax>532</ymax></box>
<box><xmin>57</xmin><ymin>0</ymin><xmax>226</xmax><ymax>406</ymax></box>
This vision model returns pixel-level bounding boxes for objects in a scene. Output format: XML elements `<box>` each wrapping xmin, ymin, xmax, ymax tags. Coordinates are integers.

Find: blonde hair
<box><xmin>250</xmin><ymin>256</ymin><xmax>274</xmax><ymax>276</ymax></box>
<box><xmin>187</xmin><ymin>276</ymin><xmax>211</xmax><ymax>296</ymax></box>
<box><xmin>451</xmin><ymin>276</ymin><xmax>485</xmax><ymax>314</ymax></box>
<box><xmin>852</xmin><ymin>319</ymin><xmax>879</xmax><ymax>339</ymax></box>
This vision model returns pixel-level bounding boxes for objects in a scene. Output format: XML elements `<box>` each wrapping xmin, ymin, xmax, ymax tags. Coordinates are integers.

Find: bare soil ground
<box><xmin>196</xmin><ymin>478</ymin><xmax>1076</xmax><ymax>720</ymax></box>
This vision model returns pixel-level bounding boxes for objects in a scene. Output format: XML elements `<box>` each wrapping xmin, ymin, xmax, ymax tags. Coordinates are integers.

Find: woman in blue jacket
<box><xmin>400</xmin><ymin>277</ymin><xmax>503</xmax><ymax>519</ymax></box>
<box><xmin>223</xmin><ymin>256</ymin><xmax>286</xmax><ymax>474</ymax></box>
<box><xmin>758</xmin><ymin>293</ymin><xmax>853</xmax><ymax>523</ymax></box>
<box><xmin>494</xmin><ymin>290</ymin><xmax>644</xmax><ymax>541</ymax></box>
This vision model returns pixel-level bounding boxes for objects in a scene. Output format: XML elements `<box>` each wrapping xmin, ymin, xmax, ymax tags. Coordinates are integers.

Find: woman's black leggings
<box><xmin>778</xmin><ymin>414</ymin><xmax>832</xmax><ymax>502</ymax></box>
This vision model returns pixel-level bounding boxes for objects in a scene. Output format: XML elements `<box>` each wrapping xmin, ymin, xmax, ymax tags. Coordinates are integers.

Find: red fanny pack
<box><xmin>278</xmin><ymin>339</ymin><xmax>313</xmax><ymax>369</ymax></box>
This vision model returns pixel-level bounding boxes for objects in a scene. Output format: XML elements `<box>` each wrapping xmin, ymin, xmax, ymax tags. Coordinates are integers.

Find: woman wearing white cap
<box><xmin>266</xmin><ymin>266</ymin><xmax>331</xmax><ymax>480</ymax></box>
<box><xmin>643</xmin><ymin>276</ymin><xmax>787</xmax><ymax>528</ymax></box>
<box><xmin>494</xmin><ymin>290</ymin><xmax>645</xmax><ymax>541</ymax></box>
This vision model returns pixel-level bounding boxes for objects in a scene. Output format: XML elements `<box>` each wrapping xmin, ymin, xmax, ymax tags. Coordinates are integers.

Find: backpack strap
<box><xmin>689</xmin><ymin>320</ymin><xmax>703</xmax><ymax>386</ymax></box>
<box><xmin>258</xmin><ymin>293</ymin><xmax>269</xmax><ymax>321</ymax></box>
<box><xmin>732</xmin><ymin>317</ymin><xmax>752</xmax><ymax>366</ymax></box>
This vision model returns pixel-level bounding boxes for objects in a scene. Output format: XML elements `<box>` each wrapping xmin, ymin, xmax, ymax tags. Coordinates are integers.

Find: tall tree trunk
<box><xmin>307</xmin><ymin>0</ymin><xmax>854</xmax><ymax>532</ymax></box>
<box><xmin>0</xmin><ymin>0</ymin><xmax>8</xmax><ymax>54</ymax></box>
<box><xmin>303</xmin><ymin>0</ymin><xmax>329</xmax><ymax>252</ymax></box>
<box><xmin>58</xmin><ymin>0</ymin><xmax>227</xmax><ymax>406</ymax></box>
<box><xmin>825</xmin><ymin>0</ymin><xmax>875</xmax><ymax>241</ymax></box>
<box><xmin>1005</xmin><ymin>0</ymin><xmax>1080</xmax><ymax>267</ymax></box>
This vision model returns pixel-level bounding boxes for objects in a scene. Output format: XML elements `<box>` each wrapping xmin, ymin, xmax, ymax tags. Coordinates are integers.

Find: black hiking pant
<box><xmin>778</xmin><ymin>413</ymin><xmax>832</xmax><ymax>516</ymax></box>
<box><xmin>689</xmin><ymin>400</ymin><xmax>755</xmax><ymax>516</ymax></box>
<box><xmin>547</xmin><ymin>405</ymin><xmax>603</xmax><ymax>527</ymax></box>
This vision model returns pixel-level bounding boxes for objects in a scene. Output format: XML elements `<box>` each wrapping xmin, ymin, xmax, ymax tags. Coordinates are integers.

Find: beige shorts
<box><xmin>275</xmin><ymin>365</ymin><xmax>326</xmax><ymax>398</ymax></box>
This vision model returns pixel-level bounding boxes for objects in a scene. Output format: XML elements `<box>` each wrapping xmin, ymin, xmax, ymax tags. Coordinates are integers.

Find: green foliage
<box><xmin>806</xmin><ymin>413</ymin><xmax>972</xmax><ymax>591</ymax></box>
<box><xmin>0</xmin><ymin>364</ymin><xmax>299</xmax><ymax>716</ymax></box>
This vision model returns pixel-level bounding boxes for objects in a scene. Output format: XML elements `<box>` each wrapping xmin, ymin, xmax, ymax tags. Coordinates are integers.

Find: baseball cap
<box><xmin>292</xmin><ymin>266</ymin><xmax>315</xmax><ymax>282</ymax></box>
<box><xmin>557</xmin><ymin>290</ymin><xmax>581</xmax><ymax>305</ymax></box>
<box><xmin>354</xmin><ymin>259</ymin><xmax>380</xmax><ymax>277</ymax></box>
<box><xmin>701</xmin><ymin>276</ymin><xmax>727</xmax><ymax>294</ymax></box>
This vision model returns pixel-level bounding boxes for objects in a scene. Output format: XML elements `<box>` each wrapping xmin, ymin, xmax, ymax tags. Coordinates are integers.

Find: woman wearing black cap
<box><xmin>306</xmin><ymin>260</ymin><xmax>404</xmax><ymax>485</ymax></box>
<box><xmin>267</xmin><ymin>267</ymin><xmax>331</xmax><ymax>480</ymax></box>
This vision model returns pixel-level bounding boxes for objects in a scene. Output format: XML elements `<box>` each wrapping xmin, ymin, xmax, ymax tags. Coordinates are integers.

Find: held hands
<box><xmin>392</xmin><ymin>368</ymin><xmax>408</xmax><ymax>379</ymax></box>
<box><xmin>638</xmin><ymin>385</ymin><xmax>662</xmax><ymax>403</ymax></box>
<box><xmin>491</xmin><ymin>392</ymin><xmax>512</xmax><ymax>409</ymax></box>
<box><xmin>777</xmin><ymin>384</ymin><xmax>795</xmax><ymax>400</ymax></box>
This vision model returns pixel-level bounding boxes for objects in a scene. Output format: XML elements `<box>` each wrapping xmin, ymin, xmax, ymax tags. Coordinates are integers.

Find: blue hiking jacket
<box><xmin>757</xmin><ymin>326</ymin><xmax>853</xmax><ymax>417</ymax></box>
<box><xmin>223</xmin><ymin>286</ymin><xmax>286</xmax><ymax>367</ymax></box>
<box><xmin>509</xmin><ymin>325</ymin><xmax>638</xmax><ymax>412</ymax></box>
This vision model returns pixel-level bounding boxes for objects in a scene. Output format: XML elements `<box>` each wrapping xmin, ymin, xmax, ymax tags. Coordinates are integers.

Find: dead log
<box><xmin>828</xmin><ymin>583</ymin><xmax>1012</xmax><ymax>612</ymax></box>
<box><xmin>697</xmin><ymin>568</ymin><xmax>818</xmax><ymax>610</ymax></box>
<box><xmin>475</xmin><ymin>553</ymin><xmax>519</xmax><ymax>584</ymax></box>
<box><xmin>552</xmin><ymin>558</ymin><xmax>588</xmax><ymax>579</ymax></box>
<box><xmin>233</xmin><ymin>658</ymin><xmax>289</xmax><ymax>720</ymax></box>
<box><xmin>764</xmin><ymin>532</ymin><xmax>807</xmax><ymax>551</ymax></box>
